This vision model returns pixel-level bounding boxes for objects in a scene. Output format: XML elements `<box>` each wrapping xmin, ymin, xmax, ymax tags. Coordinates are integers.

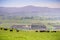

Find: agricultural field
<box><xmin>0</xmin><ymin>29</ymin><xmax>60</xmax><ymax>40</ymax></box>
<box><xmin>0</xmin><ymin>16</ymin><xmax>60</xmax><ymax>40</ymax></box>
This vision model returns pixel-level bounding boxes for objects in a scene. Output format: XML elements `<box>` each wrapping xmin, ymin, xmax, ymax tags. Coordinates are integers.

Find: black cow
<box><xmin>51</xmin><ymin>31</ymin><xmax>56</xmax><ymax>32</ymax></box>
<box><xmin>46</xmin><ymin>31</ymin><xmax>50</xmax><ymax>32</ymax></box>
<box><xmin>35</xmin><ymin>30</ymin><xmax>38</xmax><ymax>32</ymax></box>
<box><xmin>0</xmin><ymin>28</ymin><xmax>2</xmax><ymax>30</ymax></box>
<box><xmin>10</xmin><ymin>29</ymin><xmax>13</xmax><ymax>32</ymax></box>
<box><xmin>4</xmin><ymin>28</ymin><xmax>8</xmax><ymax>31</ymax></box>
<box><xmin>16</xmin><ymin>30</ymin><xmax>19</xmax><ymax>32</ymax></box>
<box><xmin>40</xmin><ymin>30</ymin><xmax>46</xmax><ymax>32</ymax></box>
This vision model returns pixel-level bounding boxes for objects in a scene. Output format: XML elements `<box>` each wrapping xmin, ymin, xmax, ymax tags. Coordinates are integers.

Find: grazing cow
<box><xmin>46</xmin><ymin>31</ymin><xmax>50</xmax><ymax>32</ymax></box>
<box><xmin>0</xmin><ymin>28</ymin><xmax>2</xmax><ymax>30</ymax></box>
<box><xmin>4</xmin><ymin>28</ymin><xmax>8</xmax><ymax>31</ymax></box>
<box><xmin>16</xmin><ymin>30</ymin><xmax>19</xmax><ymax>32</ymax></box>
<box><xmin>51</xmin><ymin>31</ymin><xmax>56</xmax><ymax>32</ymax></box>
<box><xmin>40</xmin><ymin>30</ymin><xmax>46</xmax><ymax>32</ymax></box>
<box><xmin>10</xmin><ymin>29</ymin><xmax>13</xmax><ymax>32</ymax></box>
<box><xmin>35</xmin><ymin>30</ymin><xmax>38</xmax><ymax>32</ymax></box>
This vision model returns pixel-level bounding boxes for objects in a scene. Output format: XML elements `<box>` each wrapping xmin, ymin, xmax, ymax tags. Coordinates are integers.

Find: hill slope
<box><xmin>0</xmin><ymin>5</ymin><xmax>60</xmax><ymax>16</ymax></box>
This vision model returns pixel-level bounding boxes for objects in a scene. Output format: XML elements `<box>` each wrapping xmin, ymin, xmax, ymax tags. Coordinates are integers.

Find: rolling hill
<box><xmin>0</xmin><ymin>5</ymin><xmax>60</xmax><ymax>16</ymax></box>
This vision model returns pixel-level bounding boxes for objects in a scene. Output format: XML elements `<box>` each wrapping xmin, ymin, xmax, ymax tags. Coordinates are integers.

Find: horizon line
<box><xmin>0</xmin><ymin>5</ymin><xmax>60</xmax><ymax>8</ymax></box>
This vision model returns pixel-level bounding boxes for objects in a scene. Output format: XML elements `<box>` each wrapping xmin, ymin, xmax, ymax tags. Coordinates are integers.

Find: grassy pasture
<box><xmin>0</xmin><ymin>29</ymin><xmax>60</xmax><ymax>40</ymax></box>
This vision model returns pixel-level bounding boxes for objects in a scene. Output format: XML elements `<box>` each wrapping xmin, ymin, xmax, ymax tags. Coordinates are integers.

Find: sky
<box><xmin>0</xmin><ymin>0</ymin><xmax>60</xmax><ymax>8</ymax></box>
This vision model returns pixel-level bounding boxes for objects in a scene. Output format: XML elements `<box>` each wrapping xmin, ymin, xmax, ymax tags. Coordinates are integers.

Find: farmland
<box><xmin>0</xmin><ymin>29</ymin><xmax>60</xmax><ymax>40</ymax></box>
<box><xmin>0</xmin><ymin>16</ymin><xmax>60</xmax><ymax>28</ymax></box>
<box><xmin>0</xmin><ymin>16</ymin><xmax>60</xmax><ymax>40</ymax></box>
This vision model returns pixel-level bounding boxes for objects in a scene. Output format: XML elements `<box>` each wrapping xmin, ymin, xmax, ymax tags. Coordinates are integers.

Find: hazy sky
<box><xmin>0</xmin><ymin>0</ymin><xmax>60</xmax><ymax>8</ymax></box>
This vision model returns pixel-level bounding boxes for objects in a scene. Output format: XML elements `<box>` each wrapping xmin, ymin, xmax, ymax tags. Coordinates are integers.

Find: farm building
<box><xmin>52</xmin><ymin>25</ymin><xmax>60</xmax><ymax>31</ymax></box>
<box><xmin>11</xmin><ymin>23</ymin><xmax>47</xmax><ymax>30</ymax></box>
<box><xmin>11</xmin><ymin>25</ymin><xmax>31</xmax><ymax>30</ymax></box>
<box><xmin>31</xmin><ymin>23</ymin><xmax>47</xmax><ymax>30</ymax></box>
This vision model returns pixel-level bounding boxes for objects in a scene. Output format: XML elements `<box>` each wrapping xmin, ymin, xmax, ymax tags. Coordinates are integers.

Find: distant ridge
<box><xmin>0</xmin><ymin>5</ymin><xmax>60</xmax><ymax>16</ymax></box>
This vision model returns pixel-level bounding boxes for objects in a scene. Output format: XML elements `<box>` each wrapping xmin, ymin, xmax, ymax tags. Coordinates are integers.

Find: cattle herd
<box><xmin>0</xmin><ymin>27</ymin><xmax>58</xmax><ymax>32</ymax></box>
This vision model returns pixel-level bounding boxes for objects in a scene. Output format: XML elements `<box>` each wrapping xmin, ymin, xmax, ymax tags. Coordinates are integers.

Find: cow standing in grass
<box><xmin>0</xmin><ymin>28</ymin><xmax>2</xmax><ymax>30</ymax></box>
<box><xmin>4</xmin><ymin>28</ymin><xmax>8</xmax><ymax>31</ymax></box>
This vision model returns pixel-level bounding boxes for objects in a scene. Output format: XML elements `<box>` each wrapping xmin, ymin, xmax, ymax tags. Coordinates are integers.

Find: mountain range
<box><xmin>0</xmin><ymin>5</ymin><xmax>60</xmax><ymax>16</ymax></box>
